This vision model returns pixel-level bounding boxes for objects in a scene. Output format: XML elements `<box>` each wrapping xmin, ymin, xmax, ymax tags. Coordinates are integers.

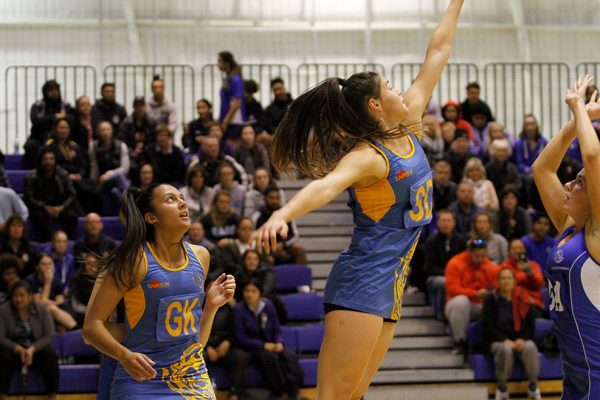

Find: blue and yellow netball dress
<box><xmin>324</xmin><ymin>133</ymin><xmax>433</xmax><ymax>321</ymax></box>
<box><xmin>111</xmin><ymin>242</ymin><xmax>215</xmax><ymax>400</ymax></box>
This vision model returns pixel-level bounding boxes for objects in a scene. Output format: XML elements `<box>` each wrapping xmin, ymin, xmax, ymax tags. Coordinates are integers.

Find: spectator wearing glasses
<box><xmin>445</xmin><ymin>238</ymin><xmax>499</xmax><ymax>354</ymax></box>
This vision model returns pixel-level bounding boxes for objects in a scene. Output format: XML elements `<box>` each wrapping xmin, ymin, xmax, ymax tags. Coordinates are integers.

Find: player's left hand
<box><xmin>206</xmin><ymin>273</ymin><xmax>236</xmax><ymax>309</ymax></box>
<box><xmin>566</xmin><ymin>74</ymin><xmax>593</xmax><ymax>108</ymax></box>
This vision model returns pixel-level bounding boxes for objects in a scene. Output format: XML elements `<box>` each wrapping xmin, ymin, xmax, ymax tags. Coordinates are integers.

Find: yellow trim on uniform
<box><xmin>147</xmin><ymin>241</ymin><xmax>189</xmax><ymax>272</ymax></box>
<box><xmin>391</xmin><ymin>236</ymin><xmax>419</xmax><ymax>320</ymax></box>
<box><xmin>123</xmin><ymin>249</ymin><xmax>149</xmax><ymax>330</ymax></box>
<box><xmin>380</xmin><ymin>135</ymin><xmax>415</xmax><ymax>159</ymax></box>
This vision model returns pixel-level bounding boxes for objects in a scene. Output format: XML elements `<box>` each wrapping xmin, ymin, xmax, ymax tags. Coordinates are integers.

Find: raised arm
<box><xmin>404</xmin><ymin>0</ymin><xmax>464</xmax><ymax>119</ymax></box>
<box><xmin>252</xmin><ymin>144</ymin><xmax>386</xmax><ymax>253</ymax></box>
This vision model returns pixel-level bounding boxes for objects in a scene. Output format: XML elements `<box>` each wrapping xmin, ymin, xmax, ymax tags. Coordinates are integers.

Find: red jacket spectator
<box><xmin>445</xmin><ymin>251</ymin><xmax>499</xmax><ymax>303</ymax></box>
<box><xmin>499</xmin><ymin>238</ymin><xmax>545</xmax><ymax>308</ymax></box>
<box><xmin>442</xmin><ymin>100</ymin><xmax>474</xmax><ymax>142</ymax></box>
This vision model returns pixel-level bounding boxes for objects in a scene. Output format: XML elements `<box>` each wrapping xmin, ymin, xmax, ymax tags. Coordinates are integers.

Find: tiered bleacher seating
<box><xmin>6</xmin><ymin>169</ymin><xmax>29</xmax><ymax>194</ymax></box>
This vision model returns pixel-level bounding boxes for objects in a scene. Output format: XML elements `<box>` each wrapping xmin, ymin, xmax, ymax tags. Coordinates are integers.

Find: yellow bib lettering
<box><xmin>165</xmin><ymin>301</ymin><xmax>183</xmax><ymax>336</ymax></box>
<box><xmin>165</xmin><ymin>299</ymin><xmax>199</xmax><ymax>337</ymax></box>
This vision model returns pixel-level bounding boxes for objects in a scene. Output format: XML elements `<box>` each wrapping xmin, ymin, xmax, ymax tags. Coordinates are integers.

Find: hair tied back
<box><xmin>337</xmin><ymin>78</ymin><xmax>347</xmax><ymax>87</ymax></box>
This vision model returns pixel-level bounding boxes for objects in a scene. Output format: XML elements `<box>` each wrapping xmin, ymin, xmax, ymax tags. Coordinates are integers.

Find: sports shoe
<box><xmin>527</xmin><ymin>386</ymin><xmax>542</xmax><ymax>400</ymax></box>
<box><xmin>495</xmin><ymin>388</ymin><xmax>509</xmax><ymax>400</ymax></box>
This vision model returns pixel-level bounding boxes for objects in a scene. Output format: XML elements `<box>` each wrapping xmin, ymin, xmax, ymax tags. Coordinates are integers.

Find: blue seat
<box><xmin>4</xmin><ymin>154</ymin><xmax>24</xmax><ymax>170</ymax></box>
<box><xmin>274</xmin><ymin>263</ymin><xmax>312</xmax><ymax>293</ymax></box>
<box><xmin>59</xmin><ymin>365</ymin><xmax>100</xmax><ymax>392</ymax></box>
<box><xmin>299</xmin><ymin>358</ymin><xmax>318</xmax><ymax>387</ymax></box>
<box><xmin>61</xmin><ymin>330</ymin><xmax>98</xmax><ymax>358</ymax></box>
<box><xmin>76</xmin><ymin>216</ymin><xmax>125</xmax><ymax>241</ymax></box>
<box><xmin>6</xmin><ymin>169</ymin><xmax>30</xmax><ymax>194</ymax></box>
<box><xmin>296</xmin><ymin>323</ymin><xmax>325</xmax><ymax>354</ymax></box>
<box><xmin>281</xmin><ymin>293</ymin><xmax>324</xmax><ymax>322</ymax></box>
<box><xmin>281</xmin><ymin>325</ymin><xmax>298</xmax><ymax>352</ymax></box>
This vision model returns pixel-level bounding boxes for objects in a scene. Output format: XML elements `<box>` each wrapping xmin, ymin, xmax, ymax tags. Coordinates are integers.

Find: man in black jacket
<box><xmin>24</xmin><ymin>149</ymin><xmax>81</xmax><ymax>241</ymax></box>
<box><xmin>260</xmin><ymin>78</ymin><xmax>293</xmax><ymax>140</ymax></box>
<box><xmin>91</xmin><ymin>83</ymin><xmax>127</xmax><ymax>134</ymax></box>
<box><xmin>424</xmin><ymin>210</ymin><xmax>467</xmax><ymax>320</ymax></box>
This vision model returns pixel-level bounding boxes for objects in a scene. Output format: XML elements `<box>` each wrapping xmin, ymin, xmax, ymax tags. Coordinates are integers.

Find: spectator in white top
<box><xmin>463</xmin><ymin>157</ymin><xmax>499</xmax><ymax>212</ymax></box>
<box><xmin>0</xmin><ymin>187</ymin><xmax>29</xmax><ymax>229</ymax></box>
<box><xmin>146</xmin><ymin>75</ymin><xmax>178</xmax><ymax>134</ymax></box>
<box><xmin>214</xmin><ymin>163</ymin><xmax>248</xmax><ymax>216</ymax></box>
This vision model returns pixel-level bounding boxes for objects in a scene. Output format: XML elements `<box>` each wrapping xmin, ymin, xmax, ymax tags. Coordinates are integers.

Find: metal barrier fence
<box><xmin>484</xmin><ymin>63</ymin><xmax>571</xmax><ymax>138</ymax></box>
<box><xmin>103</xmin><ymin>64</ymin><xmax>196</xmax><ymax>136</ymax></box>
<box><xmin>391</xmin><ymin>63</ymin><xmax>479</xmax><ymax>110</ymax></box>
<box><xmin>200</xmin><ymin>64</ymin><xmax>292</xmax><ymax>119</ymax></box>
<box><xmin>576</xmin><ymin>62</ymin><xmax>600</xmax><ymax>83</ymax></box>
<box><xmin>4</xmin><ymin>65</ymin><xmax>96</xmax><ymax>152</ymax></box>
<box><xmin>295</xmin><ymin>63</ymin><xmax>386</xmax><ymax>95</ymax></box>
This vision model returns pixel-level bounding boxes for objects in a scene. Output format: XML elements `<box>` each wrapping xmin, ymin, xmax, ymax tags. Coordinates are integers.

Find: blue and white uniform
<box><xmin>546</xmin><ymin>226</ymin><xmax>600</xmax><ymax>399</ymax></box>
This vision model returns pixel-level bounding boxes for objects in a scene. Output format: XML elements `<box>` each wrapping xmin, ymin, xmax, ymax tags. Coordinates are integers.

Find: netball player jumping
<box><xmin>254</xmin><ymin>1</ymin><xmax>464</xmax><ymax>398</ymax></box>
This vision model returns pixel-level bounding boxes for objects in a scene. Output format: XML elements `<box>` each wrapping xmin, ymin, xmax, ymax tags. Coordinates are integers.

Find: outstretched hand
<box><xmin>566</xmin><ymin>74</ymin><xmax>593</xmax><ymax>109</ymax></box>
<box><xmin>251</xmin><ymin>212</ymin><xmax>288</xmax><ymax>254</ymax></box>
<box><xmin>206</xmin><ymin>274</ymin><xmax>236</xmax><ymax>309</ymax></box>
<box><xmin>586</xmin><ymin>87</ymin><xmax>600</xmax><ymax>121</ymax></box>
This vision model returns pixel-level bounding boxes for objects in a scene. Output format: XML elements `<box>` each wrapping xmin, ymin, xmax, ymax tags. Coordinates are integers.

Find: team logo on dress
<box><xmin>554</xmin><ymin>250</ymin><xmax>564</xmax><ymax>264</ymax></box>
<box><xmin>147</xmin><ymin>280</ymin><xmax>171</xmax><ymax>289</ymax></box>
<box><xmin>396</xmin><ymin>169</ymin><xmax>414</xmax><ymax>181</ymax></box>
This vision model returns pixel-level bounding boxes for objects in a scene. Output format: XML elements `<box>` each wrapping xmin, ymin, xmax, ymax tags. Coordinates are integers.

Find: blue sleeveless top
<box><xmin>111</xmin><ymin>242</ymin><xmax>215</xmax><ymax>399</ymax></box>
<box><xmin>324</xmin><ymin>134</ymin><xmax>433</xmax><ymax>320</ymax></box>
<box><xmin>546</xmin><ymin>226</ymin><xmax>600</xmax><ymax>399</ymax></box>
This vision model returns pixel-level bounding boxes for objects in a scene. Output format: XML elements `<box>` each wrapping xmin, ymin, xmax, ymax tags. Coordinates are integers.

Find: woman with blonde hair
<box><xmin>463</xmin><ymin>157</ymin><xmax>499</xmax><ymax>211</ymax></box>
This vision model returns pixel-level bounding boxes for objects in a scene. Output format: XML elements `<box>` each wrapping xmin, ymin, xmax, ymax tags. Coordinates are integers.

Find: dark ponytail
<box><xmin>270</xmin><ymin>72</ymin><xmax>420</xmax><ymax>179</ymax></box>
<box><xmin>95</xmin><ymin>184</ymin><xmax>161</xmax><ymax>288</ymax></box>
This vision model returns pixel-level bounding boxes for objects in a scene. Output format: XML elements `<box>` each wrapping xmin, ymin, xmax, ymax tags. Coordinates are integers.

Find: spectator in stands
<box><xmin>206</xmin><ymin>121</ymin><xmax>235</xmax><ymax>156</ymax></box>
<box><xmin>262</xmin><ymin>77</ymin><xmax>294</xmax><ymax>139</ymax></box>
<box><xmin>460</xmin><ymin>82</ymin><xmax>494</xmax><ymax>124</ymax></box>
<box><xmin>73</xmin><ymin>213</ymin><xmax>117</xmax><ymax>266</ymax></box>
<box><xmin>426</xmin><ymin>97</ymin><xmax>444</xmax><ymax>123</ymax></box>
<box><xmin>233</xmin><ymin>279</ymin><xmax>304</xmax><ymax>400</ymax></box>
<box><xmin>424</xmin><ymin>210</ymin><xmax>467</xmax><ymax>321</ymax></box>
<box><xmin>442</xmin><ymin>100</ymin><xmax>474</xmax><ymax>143</ymax></box>
<box><xmin>203</xmin><ymin>279</ymin><xmax>249</xmax><ymax>400</ymax></box>
<box><xmin>443</xmin><ymin>129</ymin><xmax>473</xmax><ymax>183</ymax></box>
<box><xmin>44</xmin><ymin>230</ymin><xmax>75</xmax><ymax>293</ymax></box>
<box><xmin>0</xmin><ymin>280</ymin><xmax>59</xmax><ymax>399</ymax></box>
<box><xmin>448</xmin><ymin>180</ymin><xmax>480</xmax><ymax>234</ymax></box>
<box><xmin>65</xmin><ymin>253</ymin><xmax>96</xmax><ymax>328</ymax></box>
<box><xmin>463</xmin><ymin>157</ymin><xmax>499</xmax><ymax>212</ymax></box>
<box><xmin>183</xmin><ymin>99</ymin><xmax>214</xmax><ymax>152</ymax></box>
<box><xmin>233</xmin><ymin>249</ymin><xmax>276</xmax><ymax>302</ymax></box>
<box><xmin>24</xmin><ymin>149</ymin><xmax>80</xmax><ymax>241</ymax></box>
<box><xmin>189</xmin><ymin>136</ymin><xmax>247</xmax><ymax>187</ymax></box>
<box><xmin>214</xmin><ymin>163</ymin><xmax>247</xmax><ymax>215</ymax></box>
<box><xmin>243</xmin><ymin>79</ymin><xmax>263</xmax><ymax>131</ymax></box>
<box><xmin>234</xmin><ymin>125</ymin><xmax>270</xmax><ymax>178</ymax></box>
<box><xmin>441</xmin><ymin>121</ymin><xmax>457</xmax><ymax>152</ymax></box>
<box><xmin>0</xmin><ymin>152</ymin><xmax>9</xmax><ymax>189</ymax></box>
<box><xmin>0</xmin><ymin>215</ymin><xmax>38</xmax><ymax>277</ymax></box>
<box><xmin>513</xmin><ymin>114</ymin><xmax>548</xmax><ymax>175</ymax></box>
<box><xmin>495</xmin><ymin>185</ymin><xmax>532</xmax><ymax>241</ymax></box>
<box><xmin>26</xmin><ymin>254</ymin><xmax>77</xmax><ymax>330</ymax></box>
<box><xmin>88</xmin><ymin>121</ymin><xmax>130</xmax><ymax>215</ymax></box>
<box><xmin>142</xmin><ymin>124</ymin><xmax>185</xmax><ymax>186</ymax></box>
<box><xmin>69</xmin><ymin>95</ymin><xmax>94</xmax><ymax>153</ymax></box>
<box><xmin>499</xmin><ymin>239</ymin><xmax>544</xmax><ymax>315</ymax></box>
<box><xmin>521</xmin><ymin>213</ymin><xmax>554</xmax><ymax>273</ymax></box>
<box><xmin>24</xmin><ymin>79</ymin><xmax>74</xmax><ymax>169</ymax></box>
<box><xmin>186</xmin><ymin>220</ymin><xmax>223</xmax><ymax>282</ymax></box>
<box><xmin>432</xmin><ymin>160</ymin><xmax>456</xmax><ymax>211</ymax></box>
<box><xmin>487</xmin><ymin>122</ymin><xmax>513</xmax><ymax>150</ymax></box>
<box><xmin>146</xmin><ymin>75</ymin><xmax>178</xmax><ymax>134</ymax></box>
<box><xmin>218</xmin><ymin>51</ymin><xmax>246</xmax><ymax>144</ymax></box>
<box><xmin>119</xmin><ymin>96</ymin><xmax>155</xmax><ymax>151</ymax></box>
<box><xmin>481</xmin><ymin>268</ymin><xmax>541</xmax><ymax>400</ymax></box>
<box><xmin>471</xmin><ymin>211</ymin><xmax>508</xmax><ymax>264</ymax></box>
<box><xmin>243</xmin><ymin>167</ymin><xmax>285</xmax><ymax>218</ymax></box>
<box><xmin>201</xmin><ymin>191</ymin><xmax>241</xmax><ymax>244</ymax></box>
<box><xmin>91</xmin><ymin>82</ymin><xmax>127</xmax><ymax>134</ymax></box>
<box><xmin>422</xmin><ymin>114</ymin><xmax>444</xmax><ymax>164</ymax></box>
<box><xmin>0</xmin><ymin>187</ymin><xmax>28</xmax><ymax>228</ymax></box>
<box><xmin>485</xmin><ymin>138</ymin><xmax>521</xmax><ymax>196</ymax></box>
<box><xmin>253</xmin><ymin>187</ymin><xmax>307</xmax><ymax>265</ymax></box>
<box><xmin>467</xmin><ymin>102</ymin><xmax>494</xmax><ymax>157</ymax></box>
<box><xmin>131</xmin><ymin>162</ymin><xmax>156</xmax><ymax>191</ymax></box>
<box><xmin>221</xmin><ymin>218</ymin><xmax>266</xmax><ymax>275</ymax></box>
<box><xmin>445</xmin><ymin>239</ymin><xmax>498</xmax><ymax>354</ymax></box>
<box><xmin>556</xmin><ymin>150</ymin><xmax>582</xmax><ymax>185</ymax></box>
<box><xmin>180</xmin><ymin>164</ymin><xmax>215</xmax><ymax>220</ymax></box>
<box><xmin>0</xmin><ymin>255</ymin><xmax>22</xmax><ymax>304</ymax></box>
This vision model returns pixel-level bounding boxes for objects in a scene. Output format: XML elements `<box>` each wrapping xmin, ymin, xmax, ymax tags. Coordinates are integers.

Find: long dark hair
<box><xmin>95</xmin><ymin>184</ymin><xmax>162</xmax><ymax>288</ymax></box>
<box><xmin>218</xmin><ymin>51</ymin><xmax>241</xmax><ymax>90</ymax></box>
<box><xmin>519</xmin><ymin>114</ymin><xmax>540</xmax><ymax>140</ymax></box>
<box><xmin>270</xmin><ymin>72</ymin><xmax>419</xmax><ymax>178</ymax></box>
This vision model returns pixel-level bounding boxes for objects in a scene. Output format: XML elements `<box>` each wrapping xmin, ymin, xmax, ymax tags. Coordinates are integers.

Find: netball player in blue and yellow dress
<box><xmin>82</xmin><ymin>183</ymin><xmax>235</xmax><ymax>399</ymax></box>
<box><xmin>532</xmin><ymin>76</ymin><xmax>600</xmax><ymax>399</ymax></box>
<box><xmin>253</xmin><ymin>2</ymin><xmax>464</xmax><ymax>399</ymax></box>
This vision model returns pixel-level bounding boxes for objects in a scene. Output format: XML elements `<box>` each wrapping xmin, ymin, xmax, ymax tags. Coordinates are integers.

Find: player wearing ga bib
<box><xmin>111</xmin><ymin>241</ymin><xmax>215</xmax><ymax>400</ymax></box>
<box><xmin>324</xmin><ymin>134</ymin><xmax>433</xmax><ymax>321</ymax></box>
<box><xmin>546</xmin><ymin>227</ymin><xmax>600</xmax><ymax>400</ymax></box>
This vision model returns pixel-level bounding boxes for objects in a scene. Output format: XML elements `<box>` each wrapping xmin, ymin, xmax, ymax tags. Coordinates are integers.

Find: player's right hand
<box><xmin>252</xmin><ymin>211</ymin><xmax>288</xmax><ymax>254</ymax></box>
<box><xmin>120</xmin><ymin>350</ymin><xmax>157</xmax><ymax>381</ymax></box>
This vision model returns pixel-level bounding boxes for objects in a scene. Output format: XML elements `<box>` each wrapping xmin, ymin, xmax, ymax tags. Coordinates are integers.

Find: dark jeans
<box><xmin>252</xmin><ymin>349</ymin><xmax>303</xmax><ymax>397</ymax></box>
<box><xmin>207</xmin><ymin>347</ymin><xmax>250</xmax><ymax>395</ymax></box>
<box><xmin>0</xmin><ymin>346</ymin><xmax>59</xmax><ymax>395</ymax></box>
<box><xmin>29</xmin><ymin>206</ymin><xmax>79</xmax><ymax>241</ymax></box>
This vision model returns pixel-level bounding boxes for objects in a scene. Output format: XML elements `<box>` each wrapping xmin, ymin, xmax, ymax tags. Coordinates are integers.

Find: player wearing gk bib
<box><xmin>325</xmin><ymin>136</ymin><xmax>432</xmax><ymax>321</ymax></box>
<box><xmin>253</xmin><ymin>2</ymin><xmax>464</xmax><ymax>398</ymax></box>
<box><xmin>83</xmin><ymin>184</ymin><xmax>235</xmax><ymax>399</ymax></box>
<box><xmin>533</xmin><ymin>75</ymin><xmax>600</xmax><ymax>400</ymax></box>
